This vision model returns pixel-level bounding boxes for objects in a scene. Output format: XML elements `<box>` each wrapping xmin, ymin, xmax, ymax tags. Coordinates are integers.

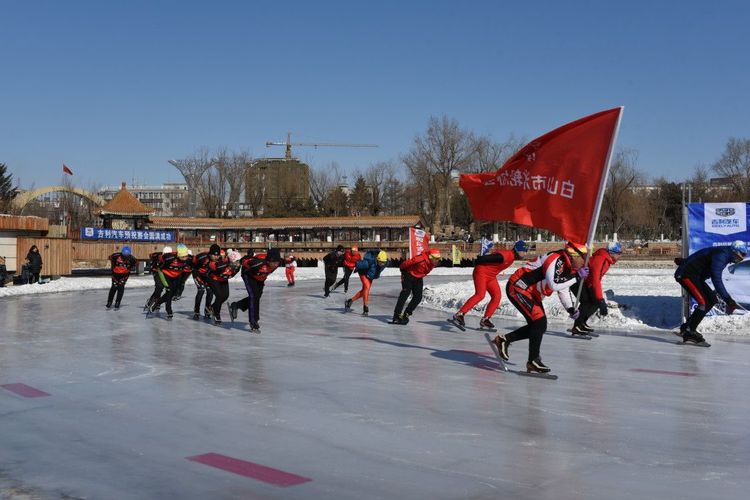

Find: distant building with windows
<box><xmin>97</xmin><ymin>183</ymin><xmax>188</xmax><ymax>216</ymax></box>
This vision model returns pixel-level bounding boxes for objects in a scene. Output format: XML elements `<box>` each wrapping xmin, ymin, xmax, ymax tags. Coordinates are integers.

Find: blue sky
<box><xmin>2</xmin><ymin>0</ymin><xmax>749</xmax><ymax>189</ymax></box>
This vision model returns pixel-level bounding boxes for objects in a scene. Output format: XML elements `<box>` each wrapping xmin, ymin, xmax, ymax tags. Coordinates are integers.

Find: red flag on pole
<box><xmin>459</xmin><ymin>107</ymin><xmax>623</xmax><ymax>244</ymax></box>
<box><xmin>63</xmin><ymin>164</ymin><xmax>74</xmax><ymax>175</ymax></box>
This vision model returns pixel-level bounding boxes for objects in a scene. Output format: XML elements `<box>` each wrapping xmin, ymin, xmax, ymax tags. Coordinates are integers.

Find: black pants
<box><xmin>505</xmin><ymin>281</ymin><xmax>548</xmax><ymax>362</ymax></box>
<box><xmin>107</xmin><ymin>273</ymin><xmax>130</xmax><ymax>306</ymax></box>
<box><xmin>29</xmin><ymin>271</ymin><xmax>40</xmax><ymax>284</ymax></box>
<box><xmin>393</xmin><ymin>273</ymin><xmax>424</xmax><ymax>318</ymax></box>
<box><xmin>155</xmin><ymin>275</ymin><xmax>182</xmax><ymax>315</ymax></box>
<box><xmin>147</xmin><ymin>274</ymin><xmax>164</xmax><ymax>308</ymax></box>
<box><xmin>209</xmin><ymin>280</ymin><xmax>230</xmax><ymax>319</ymax></box>
<box><xmin>677</xmin><ymin>273</ymin><xmax>718</xmax><ymax>331</ymax></box>
<box><xmin>236</xmin><ymin>274</ymin><xmax>264</xmax><ymax>323</ymax></box>
<box><xmin>193</xmin><ymin>274</ymin><xmax>214</xmax><ymax>314</ymax></box>
<box><xmin>174</xmin><ymin>273</ymin><xmax>189</xmax><ymax>299</ymax></box>
<box><xmin>324</xmin><ymin>266</ymin><xmax>338</xmax><ymax>295</ymax></box>
<box><xmin>571</xmin><ymin>282</ymin><xmax>598</xmax><ymax>328</ymax></box>
<box><xmin>334</xmin><ymin>267</ymin><xmax>354</xmax><ymax>292</ymax></box>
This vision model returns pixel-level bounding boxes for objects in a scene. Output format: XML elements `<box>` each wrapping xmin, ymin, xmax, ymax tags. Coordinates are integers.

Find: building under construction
<box><xmin>244</xmin><ymin>157</ymin><xmax>310</xmax><ymax>215</ymax></box>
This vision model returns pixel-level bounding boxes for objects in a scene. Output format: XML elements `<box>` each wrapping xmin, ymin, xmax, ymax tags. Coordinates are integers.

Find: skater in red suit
<box><xmin>332</xmin><ymin>245</ymin><xmax>361</xmax><ymax>293</ymax></box>
<box><xmin>570</xmin><ymin>241</ymin><xmax>622</xmax><ymax>335</ymax></box>
<box><xmin>452</xmin><ymin>240</ymin><xmax>528</xmax><ymax>330</ymax></box>
<box><xmin>391</xmin><ymin>248</ymin><xmax>442</xmax><ymax>324</ymax></box>
<box><xmin>229</xmin><ymin>248</ymin><xmax>283</xmax><ymax>332</ymax></box>
<box><xmin>106</xmin><ymin>246</ymin><xmax>137</xmax><ymax>310</ymax></box>
<box><xmin>285</xmin><ymin>255</ymin><xmax>297</xmax><ymax>286</ymax></box>
<box><xmin>491</xmin><ymin>242</ymin><xmax>589</xmax><ymax>374</ymax></box>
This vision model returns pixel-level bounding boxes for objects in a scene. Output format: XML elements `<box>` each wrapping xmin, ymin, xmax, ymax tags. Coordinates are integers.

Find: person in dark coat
<box><xmin>26</xmin><ymin>245</ymin><xmax>43</xmax><ymax>284</ymax></box>
<box><xmin>0</xmin><ymin>256</ymin><xmax>8</xmax><ymax>287</ymax></box>
<box><xmin>322</xmin><ymin>245</ymin><xmax>345</xmax><ymax>297</ymax></box>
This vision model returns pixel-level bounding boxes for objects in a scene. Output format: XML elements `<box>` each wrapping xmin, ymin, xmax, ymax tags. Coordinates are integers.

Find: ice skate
<box><xmin>250</xmin><ymin>321</ymin><xmax>261</xmax><ymax>333</ymax></box>
<box><xmin>362</xmin><ymin>305</ymin><xmax>369</xmax><ymax>317</ymax></box>
<box><xmin>344</xmin><ymin>298</ymin><xmax>352</xmax><ymax>311</ymax></box>
<box><xmin>526</xmin><ymin>357</ymin><xmax>551</xmax><ymax>373</ymax></box>
<box><xmin>491</xmin><ymin>335</ymin><xmax>509</xmax><ymax>361</ymax></box>
<box><xmin>479</xmin><ymin>317</ymin><xmax>495</xmax><ymax>330</ymax></box>
<box><xmin>570</xmin><ymin>324</ymin><xmax>591</xmax><ymax>337</ymax></box>
<box><xmin>228</xmin><ymin>302</ymin><xmax>238</xmax><ymax>321</ymax></box>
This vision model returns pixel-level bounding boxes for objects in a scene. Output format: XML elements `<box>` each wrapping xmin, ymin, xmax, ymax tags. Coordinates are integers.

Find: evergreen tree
<box><xmin>349</xmin><ymin>176</ymin><xmax>371</xmax><ymax>216</ymax></box>
<box><xmin>0</xmin><ymin>163</ymin><xmax>19</xmax><ymax>214</ymax></box>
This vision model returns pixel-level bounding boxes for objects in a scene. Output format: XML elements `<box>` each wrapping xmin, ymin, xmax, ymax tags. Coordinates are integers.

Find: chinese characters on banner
<box><xmin>409</xmin><ymin>227</ymin><xmax>430</xmax><ymax>258</ymax></box>
<box><xmin>80</xmin><ymin>227</ymin><xmax>175</xmax><ymax>242</ymax></box>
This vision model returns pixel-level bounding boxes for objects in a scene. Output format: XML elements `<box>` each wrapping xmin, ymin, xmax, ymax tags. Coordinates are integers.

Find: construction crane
<box><xmin>266</xmin><ymin>132</ymin><xmax>378</xmax><ymax>160</ymax></box>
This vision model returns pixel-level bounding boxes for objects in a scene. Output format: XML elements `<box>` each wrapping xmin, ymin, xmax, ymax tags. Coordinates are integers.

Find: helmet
<box><xmin>607</xmin><ymin>242</ymin><xmax>623</xmax><ymax>254</ymax></box>
<box><xmin>208</xmin><ymin>243</ymin><xmax>221</xmax><ymax>256</ymax></box>
<box><xmin>565</xmin><ymin>242</ymin><xmax>588</xmax><ymax>257</ymax></box>
<box><xmin>228</xmin><ymin>250</ymin><xmax>241</xmax><ymax>262</ymax></box>
<box><xmin>336</xmin><ymin>244</ymin><xmax>345</xmax><ymax>252</ymax></box>
<box><xmin>427</xmin><ymin>248</ymin><xmax>442</xmax><ymax>260</ymax></box>
<box><xmin>351</xmin><ymin>245</ymin><xmax>359</xmax><ymax>252</ymax></box>
<box><xmin>177</xmin><ymin>245</ymin><xmax>189</xmax><ymax>258</ymax></box>
<box><xmin>376</xmin><ymin>250</ymin><xmax>388</xmax><ymax>263</ymax></box>
<box><xmin>121</xmin><ymin>246</ymin><xmax>132</xmax><ymax>256</ymax></box>
<box><xmin>266</xmin><ymin>248</ymin><xmax>282</xmax><ymax>262</ymax></box>
<box><xmin>513</xmin><ymin>240</ymin><xmax>529</xmax><ymax>253</ymax></box>
<box><xmin>731</xmin><ymin>240</ymin><xmax>747</xmax><ymax>257</ymax></box>
<box><xmin>162</xmin><ymin>246</ymin><xmax>173</xmax><ymax>254</ymax></box>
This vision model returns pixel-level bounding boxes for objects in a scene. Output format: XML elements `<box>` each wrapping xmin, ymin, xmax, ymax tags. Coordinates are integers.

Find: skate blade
<box><xmin>516</xmin><ymin>371</ymin><xmax>558</xmax><ymax>380</ymax></box>
<box><xmin>447</xmin><ymin>318</ymin><xmax>467</xmax><ymax>332</ymax></box>
<box><xmin>483</xmin><ymin>332</ymin><xmax>509</xmax><ymax>371</ymax></box>
<box><xmin>570</xmin><ymin>334</ymin><xmax>592</xmax><ymax>340</ymax></box>
<box><xmin>678</xmin><ymin>341</ymin><xmax>711</xmax><ymax>348</ymax></box>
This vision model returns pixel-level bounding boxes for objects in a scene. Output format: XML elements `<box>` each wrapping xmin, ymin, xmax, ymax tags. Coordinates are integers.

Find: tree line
<box><xmin>2</xmin><ymin>124</ymin><xmax>750</xmax><ymax>241</ymax></box>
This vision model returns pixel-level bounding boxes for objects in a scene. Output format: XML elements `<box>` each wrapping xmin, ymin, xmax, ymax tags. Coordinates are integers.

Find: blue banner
<box><xmin>687</xmin><ymin>202</ymin><xmax>750</xmax><ymax>311</ymax></box>
<box><xmin>80</xmin><ymin>227</ymin><xmax>174</xmax><ymax>242</ymax></box>
<box><xmin>480</xmin><ymin>237</ymin><xmax>493</xmax><ymax>256</ymax></box>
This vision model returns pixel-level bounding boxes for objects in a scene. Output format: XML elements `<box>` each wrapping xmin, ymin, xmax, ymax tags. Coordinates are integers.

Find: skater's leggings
<box><xmin>285</xmin><ymin>267</ymin><xmax>295</xmax><ymax>285</ymax></box>
<box><xmin>324</xmin><ymin>266</ymin><xmax>338</xmax><ymax>295</ymax></box>
<box><xmin>394</xmin><ymin>273</ymin><xmax>424</xmax><ymax>317</ymax></box>
<box><xmin>459</xmin><ymin>269</ymin><xmax>501</xmax><ymax>317</ymax></box>
<box><xmin>210</xmin><ymin>280</ymin><xmax>230</xmax><ymax>318</ymax></box>
<box><xmin>236</xmin><ymin>275</ymin><xmax>264</xmax><ymax>323</ymax></box>
<box><xmin>351</xmin><ymin>274</ymin><xmax>372</xmax><ymax>305</ymax></box>
<box><xmin>148</xmin><ymin>274</ymin><xmax>164</xmax><ymax>306</ymax></box>
<box><xmin>107</xmin><ymin>273</ymin><xmax>130</xmax><ymax>306</ymax></box>
<box><xmin>334</xmin><ymin>267</ymin><xmax>353</xmax><ymax>291</ymax></box>
<box><xmin>156</xmin><ymin>275</ymin><xmax>182</xmax><ymax>315</ymax></box>
<box><xmin>506</xmin><ymin>280</ymin><xmax>547</xmax><ymax>362</ymax></box>
<box><xmin>571</xmin><ymin>281</ymin><xmax>597</xmax><ymax>327</ymax></box>
<box><xmin>678</xmin><ymin>274</ymin><xmax>717</xmax><ymax>331</ymax></box>
<box><xmin>193</xmin><ymin>274</ymin><xmax>214</xmax><ymax>314</ymax></box>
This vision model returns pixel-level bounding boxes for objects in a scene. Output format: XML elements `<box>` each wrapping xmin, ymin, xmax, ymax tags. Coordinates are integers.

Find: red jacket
<box><xmin>473</xmin><ymin>249</ymin><xmax>515</xmax><ymax>279</ymax></box>
<box><xmin>159</xmin><ymin>252</ymin><xmax>192</xmax><ymax>279</ymax></box>
<box><xmin>110</xmin><ymin>252</ymin><xmax>136</xmax><ymax>276</ymax></box>
<box><xmin>241</xmin><ymin>253</ymin><xmax>279</xmax><ymax>282</ymax></box>
<box><xmin>342</xmin><ymin>250</ymin><xmax>361</xmax><ymax>270</ymax></box>
<box><xmin>585</xmin><ymin>248</ymin><xmax>615</xmax><ymax>300</ymax></box>
<box><xmin>208</xmin><ymin>256</ymin><xmax>238</xmax><ymax>282</ymax></box>
<box><xmin>400</xmin><ymin>253</ymin><xmax>436</xmax><ymax>279</ymax></box>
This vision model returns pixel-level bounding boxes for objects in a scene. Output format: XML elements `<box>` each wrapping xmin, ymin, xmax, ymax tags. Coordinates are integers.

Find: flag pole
<box><xmin>573</xmin><ymin>106</ymin><xmax>625</xmax><ymax>311</ymax></box>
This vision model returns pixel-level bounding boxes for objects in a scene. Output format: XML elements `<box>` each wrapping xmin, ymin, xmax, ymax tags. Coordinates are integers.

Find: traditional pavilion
<box><xmin>94</xmin><ymin>182</ymin><xmax>154</xmax><ymax>230</ymax></box>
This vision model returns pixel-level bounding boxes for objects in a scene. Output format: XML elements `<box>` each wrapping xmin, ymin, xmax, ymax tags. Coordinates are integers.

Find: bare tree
<box><xmin>471</xmin><ymin>134</ymin><xmax>525</xmax><ymax>173</ymax></box>
<box><xmin>169</xmin><ymin>148</ymin><xmax>214</xmax><ymax>217</ymax></box>
<box><xmin>599</xmin><ymin>148</ymin><xmax>645</xmax><ymax>237</ymax></box>
<box><xmin>711</xmin><ymin>137</ymin><xmax>750</xmax><ymax>200</ymax></box>
<box><xmin>403</xmin><ymin>116</ymin><xmax>478</xmax><ymax>233</ymax></box>
<box><xmin>216</xmin><ymin>149</ymin><xmax>250</xmax><ymax>217</ymax></box>
<box><xmin>310</xmin><ymin>162</ymin><xmax>343</xmax><ymax>211</ymax></box>
<box><xmin>364</xmin><ymin>161</ymin><xmax>396</xmax><ymax>215</ymax></box>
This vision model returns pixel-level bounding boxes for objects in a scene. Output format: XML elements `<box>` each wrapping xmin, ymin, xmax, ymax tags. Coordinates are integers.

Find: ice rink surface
<box><xmin>2</xmin><ymin>276</ymin><xmax>750</xmax><ymax>499</ymax></box>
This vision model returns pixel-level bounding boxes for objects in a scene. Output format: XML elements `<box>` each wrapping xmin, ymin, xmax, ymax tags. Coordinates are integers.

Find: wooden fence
<box><xmin>16</xmin><ymin>238</ymin><xmax>73</xmax><ymax>276</ymax></box>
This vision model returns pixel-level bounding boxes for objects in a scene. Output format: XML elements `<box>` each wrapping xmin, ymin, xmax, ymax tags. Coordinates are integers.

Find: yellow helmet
<box><xmin>376</xmin><ymin>250</ymin><xmax>388</xmax><ymax>263</ymax></box>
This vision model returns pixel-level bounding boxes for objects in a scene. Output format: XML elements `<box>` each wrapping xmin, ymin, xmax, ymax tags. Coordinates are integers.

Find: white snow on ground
<box><xmin>2</xmin><ymin>265</ymin><xmax>748</xmax><ymax>336</ymax></box>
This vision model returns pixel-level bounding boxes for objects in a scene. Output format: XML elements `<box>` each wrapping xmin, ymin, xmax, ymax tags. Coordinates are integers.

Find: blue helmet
<box><xmin>731</xmin><ymin>240</ymin><xmax>747</xmax><ymax>256</ymax></box>
<box><xmin>607</xmin><ymin>242</ymin><xmax>622</xmax><ymax>254</ymax></box>
<box><xmin>121</xmin><ymin>246</ymin><xmax>132</xmax><ymax>256</ymax></box>
<box><xmin>513</xmin><ymin>240</ymin><xmax>529</xmax><ymax>253</ymax></box>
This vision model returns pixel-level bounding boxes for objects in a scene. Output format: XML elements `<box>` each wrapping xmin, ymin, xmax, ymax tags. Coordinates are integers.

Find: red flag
<box><xmin>459</xmin><ymin>107</ymin><xmax>622</xmax><ymax>244</ymax></box>
<box><xmin>63</xmin><ymin>164</ymin><xmax>74</xmax><ymax>175</ymax></box>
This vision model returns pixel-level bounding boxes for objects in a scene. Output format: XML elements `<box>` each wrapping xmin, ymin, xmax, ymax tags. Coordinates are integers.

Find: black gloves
<box><xmin>598</xmin><ymin>299</ymin><xmax>608</xmax><ymax>316</ymax></box>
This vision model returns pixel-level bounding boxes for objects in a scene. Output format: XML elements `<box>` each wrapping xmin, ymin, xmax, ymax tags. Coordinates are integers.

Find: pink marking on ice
<box><xmin>630</xmin><ymin>368</ymin><xmax>697</xmax><ymax>377</ymax></box>
<box><xmin>1</xmin><ymin>383</ymin><xmax>51</xmax><ymax>397</ymax></box>
<box><xmin>186</xmin><ymin>453</ymin><xmax>312</xmax><ymax>487</ymax></box>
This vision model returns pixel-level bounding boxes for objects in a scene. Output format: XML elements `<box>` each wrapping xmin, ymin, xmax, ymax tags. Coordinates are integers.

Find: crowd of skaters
<box><xmin>104</xmin><ymin>237</ymin><xmax>749</xmax><ymax>374</ymax></box>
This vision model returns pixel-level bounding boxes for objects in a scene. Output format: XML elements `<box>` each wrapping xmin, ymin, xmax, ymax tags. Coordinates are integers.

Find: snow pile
<box><xmin>421</xmin><ymin>268</ymin><xmax>750</xmax><ymax>336</ymax></box>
